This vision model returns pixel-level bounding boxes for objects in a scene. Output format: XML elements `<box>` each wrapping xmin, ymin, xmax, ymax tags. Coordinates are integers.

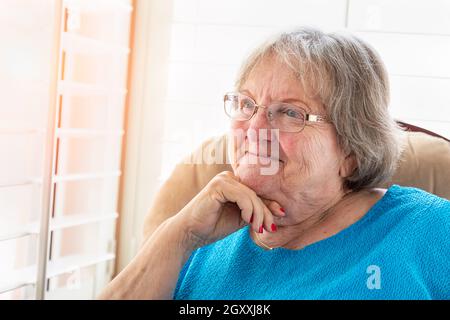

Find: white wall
<box><xmin>164</xmin><ymin>0</ymin><xmax>450</xmax><ymax>179</ymax></box>
<box><xmin>118</xmin><ymin>0</ymin><xmax>450</xmax><ymax>271</ymax></box>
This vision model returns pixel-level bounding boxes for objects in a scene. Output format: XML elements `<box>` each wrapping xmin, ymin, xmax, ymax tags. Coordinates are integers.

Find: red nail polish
<box><xmin>259</xmin><ymin>225</ymin><xmax>263</xmax><ymax>233</ymax></box>
<box><xmin>271</xmin><ymin>223</ymin><xmax>277</xmax><ymax>232</ymax></box>
<box><xmin>250</xmin><ymin>215</ymin><xmax>253</xmax><ymax>223</ymax></box>
<box><xmin>280</xmin><ymin>207</ymin><xmax>285</xmax><ymax>213</ymax></box>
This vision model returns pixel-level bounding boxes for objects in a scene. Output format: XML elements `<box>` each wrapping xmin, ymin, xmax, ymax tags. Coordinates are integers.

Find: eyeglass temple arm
<box><xmin>305</xmin><ymin>114</ymin><xmax>329</xmax><ymax>123</ymax></box>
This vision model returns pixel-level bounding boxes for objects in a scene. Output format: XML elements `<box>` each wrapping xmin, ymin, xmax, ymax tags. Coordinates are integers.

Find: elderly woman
<box><xmin>100</xmin><ymin>27</ymin><xmax>450</xmax><ymax>300</ymax></box>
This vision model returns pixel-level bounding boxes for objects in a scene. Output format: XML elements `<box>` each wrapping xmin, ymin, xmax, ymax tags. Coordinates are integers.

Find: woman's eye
<box><xmin>241</xmin><ymin>100</ymin><xmax>254</xmax><ymax>109</ymax></box>
<box><xmin>283</xmin><ymin>108</ymin><xmax>302</xmax><ymax>119</ymax></box>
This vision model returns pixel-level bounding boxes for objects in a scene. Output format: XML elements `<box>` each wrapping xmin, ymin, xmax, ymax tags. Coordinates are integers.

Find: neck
<box><xmin>252</xmin><ymin>187</ymin><xmax>386</xmax><ymax>250</ymax></box>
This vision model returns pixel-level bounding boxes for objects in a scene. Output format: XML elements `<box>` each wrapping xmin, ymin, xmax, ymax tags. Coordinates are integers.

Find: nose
<box><xmin>248</xmin><ymin>106</ymin><xmax>272</xmax><ymax>131</ymax></box>
<box><xmin>246</xmin><ymin>106</ymin><xmax>278</xmax><ymax>150</ymax></box>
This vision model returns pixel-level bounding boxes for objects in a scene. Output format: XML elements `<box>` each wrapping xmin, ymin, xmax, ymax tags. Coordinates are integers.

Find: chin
<box><xmin>233</xmin><ymin>163</ymin><xmax>280</xmax><ymax>196</ymax></box>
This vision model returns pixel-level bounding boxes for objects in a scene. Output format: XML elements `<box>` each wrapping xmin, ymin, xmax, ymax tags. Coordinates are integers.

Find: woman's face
<box><xmin>230</xmin><ymin>57</ymin><xmax>349</xmax><ymax>207</ymax></box>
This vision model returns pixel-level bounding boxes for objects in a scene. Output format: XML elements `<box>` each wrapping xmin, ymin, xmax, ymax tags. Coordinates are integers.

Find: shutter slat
<box><xmin>0</xmin><ymin>213</ymin><xmax>118</xmax><ymax>242</ymax></box>
<box><xmin>0</xmin><ymin>180</ymin><xmax>39</xmax><ymax>189</ymax></box>
<box><xmin>46</xmin><ymin>253</ymin><xmax>116</xmax><ymax>279</ymax></box>
<box><xmin>64</xmin><ymin>0</ymin><xmax>132</xmax><ymax>14</ymax></box>
<box><xmin>57</xmin><ymin>128</ymin><xmax>124</xmax><ymax>138</ymax></box>
<box><xmin>0</xmin><ymin>226</ymin><xmax>39</xmax><ymax>242</ymax></box>
<box><xmin>0</xmin><ymin>269</ymin><xmax>35</xmax><ymax>294</ymax></box>
<box><xmin>58</xmin><ymin>80</ymin><xmax>127</xmax><ymax>97</ymax></box>
<box><xmin>61</xmin><ymin>32</ymin><xmax>130</xmax><ymax>55</ymax></box>
<box><xmin>50</xmin><ymin>212</ymin><xmax>118</xmax><ymax>230</ymax></box>
<box><xmin>53</xmin><ymin>171</ymin><xmax>121</xmax><ymax>183</ymax></box>
<box><xmin>0</xmin><ymin>253</ymin><xmax>115</xmax><ymax>294</ymax></box>
<box><xmin>0</xmin><ymin>128</ymin><xmax>45</xmax><ymax>135</ymax></box>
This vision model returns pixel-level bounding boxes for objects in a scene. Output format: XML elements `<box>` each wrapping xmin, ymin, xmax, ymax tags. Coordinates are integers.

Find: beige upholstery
<box><xmin>381</xmin><ymin>132</ymin><xmax>450</xmax><ymax>198</ymax></box>
<box><xmin>143</xmin><ymin>131</ymin><xmax>450</xmax><ymax>238</ymax></box>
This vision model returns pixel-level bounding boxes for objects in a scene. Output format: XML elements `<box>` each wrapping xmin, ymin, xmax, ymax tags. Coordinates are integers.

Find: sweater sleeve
<box><xmin>411</xmin><ymin>195</ymin><xmax>450</xmax><ymax>299</ymax></box>
<box><xmin>172</xmin><ymin>249</ymin><xmax>197</xmax><ymax>299</ymax></box>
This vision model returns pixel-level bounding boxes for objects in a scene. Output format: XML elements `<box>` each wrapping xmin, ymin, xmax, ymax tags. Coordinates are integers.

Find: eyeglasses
<box><xmin>223</xmin><ymin>92</ymin><xmax>330</xmax><ymax>133</ymax></box>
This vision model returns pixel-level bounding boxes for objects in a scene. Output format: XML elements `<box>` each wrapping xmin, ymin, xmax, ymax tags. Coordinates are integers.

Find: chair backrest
<box><xmin>381</xmin><ymin>122</ymin><xmax>450</xmax><ymax>199</ymax></box>
<box><xmin>397</xmin><ymin>121</ymin><xmax>450</xmax><ymax>143</ymax></box>
<box><xmin>143</xmin><ymin>126</ymin><xmax>450</xmax><ymax>238</ymax></box>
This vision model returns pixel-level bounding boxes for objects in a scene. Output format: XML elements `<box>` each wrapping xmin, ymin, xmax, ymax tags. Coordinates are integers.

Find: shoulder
<box><xmin>384</xmin><ymin>184</ymin><xmax>450</xmax><ymax>219</ymax></box>
<box><xmin>372</xmin><ymin>185</ymin><xmax>450</xmax><ymax>249</ymax></box>
<box><xmin>194</xmin><ymin>227</ymin><xmax>251</xmax><ymax>259</ymax></box>
<box><xmin>182</xmin><ymin>227</ymin><xmax>251</xmax><ymax>271</ymax></box>
<box><xmin>384</xmin><ymin>184</ymin><xmax>450</xmax><ymax>252</ymax></box>
<box><xmin>174</xmin><ymin>227</ymin><xmax>252</xmax><ymax>299</ymax></box>
<box><xmin>385</xmin><ymin>185</ymin><xmax>450</xmax><ymax>298</ymax></box>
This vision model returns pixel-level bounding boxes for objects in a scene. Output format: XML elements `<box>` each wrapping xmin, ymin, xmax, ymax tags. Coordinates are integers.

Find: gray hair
<box><xmin>235</xmin><ymin>27</ymin><xmax>405</xmax><ymax>191</ymax></box>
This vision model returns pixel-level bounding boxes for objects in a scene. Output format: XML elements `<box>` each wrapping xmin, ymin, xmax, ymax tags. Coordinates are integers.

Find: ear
<box><xmin>339</xmin><ymin>152</ymin><xmax>357</xmax><ymax>178</ymax></box>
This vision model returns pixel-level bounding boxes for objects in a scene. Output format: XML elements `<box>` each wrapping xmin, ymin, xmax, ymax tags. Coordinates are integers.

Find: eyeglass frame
<box><xmin>223</xmin><ymin>91</ymin><xmax>331</xmax><ymax>133</ymax></box>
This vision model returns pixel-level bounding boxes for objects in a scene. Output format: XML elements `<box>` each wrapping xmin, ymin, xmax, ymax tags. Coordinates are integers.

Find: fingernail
<box><xmin>280</xmin><ymin>207</ymin><xmax>285</xmax><ymax>214</ymax></box>
<box><xmin>259</xmin><ymin>225</ymin><xmax>263</xmax><ymax>233</ymax></box>
<box><xmin>271</xmin><ymin>223</ymin><xmax>277</xmax><ymax>232</ymax></box>
<box><xmin>250</xmin><ymin>214</ymin><xmax>253</xmax><ymax>223</ymax></box>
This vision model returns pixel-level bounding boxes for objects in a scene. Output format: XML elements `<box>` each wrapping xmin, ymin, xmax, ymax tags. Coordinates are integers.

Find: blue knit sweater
<box><xmin>174</xmin><ymin>185</ymin><xmax>450</xmax><ymax>300</ymax></box>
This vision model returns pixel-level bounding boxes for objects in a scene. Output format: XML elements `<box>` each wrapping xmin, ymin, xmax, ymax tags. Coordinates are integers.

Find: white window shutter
<box><xmin>0</xmin><ymin>0</ymin><xmax>132</xmax><ymax>300</ymax></box>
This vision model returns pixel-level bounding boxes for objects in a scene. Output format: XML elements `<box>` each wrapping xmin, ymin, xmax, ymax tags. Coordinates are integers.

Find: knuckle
<box><xmin>247</xmin><ymin>189</ymin><xmax>257</xmax><ymax>199</ymax></box>
<box><xmin>208</xmin><ymin>177</ymin><xmax>221</xmax><ymax>189</ymax></box>
<box><xmin>218</xmin><ymin>170</ymin><xmax>234</xmax><ymax>178</ymax></box>
<box><xmin>243</xmin><ymin>199</ymin><xmax>253</xmax><ymax>212</ymax></box>
<box><xmin>242</xmin><ymin>207</ymin><xmax>252</xmax><ymax>217</ymax></box>
<box><xmin>210</xmin><ymin>172</ymin><xmax>233</xmax><ymax>187</ymax></box>
<box><xmin>208</xmin><ymin>176</ymin><xmax>227</xmax><ymax>191</ymax></box>
<box><xmin>210</xmin><ymin>173</ymin><xmax>226</xmax><ymax>186</ymax></box>
<box><xmin>266</xmin><ymin>200</ymin><xmax>276</xmax><ymax>210</ymax></box>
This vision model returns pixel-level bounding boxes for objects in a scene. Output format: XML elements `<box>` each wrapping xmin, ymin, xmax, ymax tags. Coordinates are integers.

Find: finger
<box><xmin>229</xmin><ymin>187</ymin><xmax>254</xmax><ymax>224</ymax></box>
<box><xmin>218</xmin><ymin>170</ymin><xmax>240</xmax><ymax>182</ymax></box>
<box><xmin>219</xmin><ymin>180</ymin><xmax>254</xmax><ymax>224</ymax></box>
<box><xmin>262</xmin><ymin>199</ymin><xmax>286</xmax><ymax>217</ymax></box>
<box><xmin>222</xmin><ymin>175</ymin><xmax>264</xmax><ymax>233</ymax></box>
<box><xmin>226</xmin><ymin>182</ymin><xmax>278</xmax><ymax>233</ymax></box>
<box><xmin>260</xmin><ymin>199</ymin><xmax>277</xmax><ymax>233</ymax></box>
<box><xmin>250</xmin><ymin>194</ymin><xmax>266</xmax><ymax>234</ymax></box>
<box><xmin>222</xmin><ymin>174</ymin><xmax>277</xmax><ymax>234</ymax></box>
<box><xmin>238</xmin><ymin>185</ymin><xmax>266</xmax><ymax>234</ymax></box>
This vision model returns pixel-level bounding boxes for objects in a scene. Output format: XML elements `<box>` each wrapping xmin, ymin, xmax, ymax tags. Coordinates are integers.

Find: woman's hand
<box><xmin>175</xmin><ymin>171</ymin><xmax>285</xmax><ymax>250</ymax></box>
<box><xmin>99</xmin><ymin>170</ymin><xmax>284</xmax><ymax>300</ymax></box>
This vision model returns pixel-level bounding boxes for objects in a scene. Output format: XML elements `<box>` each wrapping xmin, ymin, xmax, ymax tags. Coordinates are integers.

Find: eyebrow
<box><xmin>241</xmin><ymin>89</ymin><xmax>313</xmax><ymax>112</ymax></box>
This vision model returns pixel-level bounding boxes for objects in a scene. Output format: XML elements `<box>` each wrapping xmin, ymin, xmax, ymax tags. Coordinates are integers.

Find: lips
<box><xmin>245</xmin><ymin>151</ymin><xmax>282</xmax><ymax>162</ymax></box>
<box><xmin>245</xmin><ymin>142</ymin><xmax>280</xmax><ymax>160</ymax></box>
<box><xmin>229</xmin><ymin>133</ymin><xmax>284</xmax><ymax>164</ymax></box>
